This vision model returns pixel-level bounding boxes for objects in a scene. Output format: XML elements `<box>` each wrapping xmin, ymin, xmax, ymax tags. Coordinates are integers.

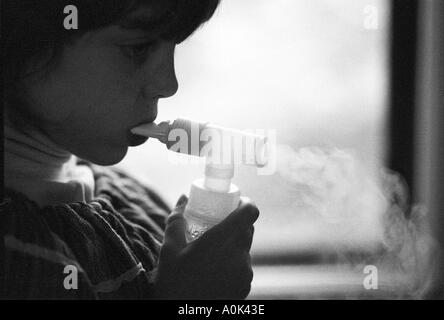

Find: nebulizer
<box><xmin>131</xmin><ymin>119</ymin><xmax>268</xmax><ymax>242</ymax></box>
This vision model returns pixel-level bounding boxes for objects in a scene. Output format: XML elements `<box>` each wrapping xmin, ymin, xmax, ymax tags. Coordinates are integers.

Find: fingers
<box><xmin>207</xmin><ymin>197</ymin><xmax>259</xmax><ymax>240</ymax></box>
<box><xmin>236</xmin><ymin>267</ymin><xmax>253</xmax><ymax>299</ymax></box>
<box><xmin>236</xmin><ymin>225</ymin><xmax>255</xmax><ymax>252</ymax></box>
<box><xmin>222</xmin><ymin>255</ymin><xmax>254</xmax><ymax>300</ymax></box>
<box><xmin>232</xmin><ymin>197</ymin><xmax>260</xmax><ymax>229</ymax></box>
<box><xmin>162</xmin><ymin>195</ymin><xmax>188</xmax><ymax>254</ymax></box>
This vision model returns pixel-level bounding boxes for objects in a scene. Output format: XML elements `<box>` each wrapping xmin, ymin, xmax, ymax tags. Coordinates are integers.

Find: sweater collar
<box><xmin>4</xmin><ymin>112</ymin><xmax>95</xmax><ymax>207</ymax></box>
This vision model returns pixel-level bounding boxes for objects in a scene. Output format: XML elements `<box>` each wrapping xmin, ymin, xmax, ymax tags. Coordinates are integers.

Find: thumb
<box><xmin>205</xmin><ymin>197</ymin><xmax>259</xmax><ymax>240</ymax></box>
<box><xmin>162</xmin><ymin>195</ymin><xmax>188</xmax><ymax>253</ymax></box>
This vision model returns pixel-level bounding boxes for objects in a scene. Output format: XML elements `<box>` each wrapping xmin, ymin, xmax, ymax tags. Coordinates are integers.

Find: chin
<box><xmin>81</xmin><ymin>146</ymin><xmax>128</xmax><ymax>166</ymax></box>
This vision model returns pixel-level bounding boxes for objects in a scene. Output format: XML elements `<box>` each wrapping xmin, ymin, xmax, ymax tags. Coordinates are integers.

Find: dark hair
<box><xmin>2</xmin><ymin>0</ymin><xmax>220</xmax><ymax>85</ymax></box>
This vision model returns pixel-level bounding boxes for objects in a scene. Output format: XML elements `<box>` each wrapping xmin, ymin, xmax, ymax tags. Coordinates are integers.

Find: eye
<box><xmin>120</xmin><ymin>41</ymin><xmax>157</xmax><ymax>60</ymax></box>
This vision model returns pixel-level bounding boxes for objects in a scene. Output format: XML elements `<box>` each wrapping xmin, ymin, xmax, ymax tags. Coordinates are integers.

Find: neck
<box><xmin>4</xmin><ymin>111</ymin><xmax>95</xmax><ymax>207</ymax></box>
<box><xmin>4</xmin><ymin>113</ymin><xmax>75</xmax><ymax>183</ymax></box>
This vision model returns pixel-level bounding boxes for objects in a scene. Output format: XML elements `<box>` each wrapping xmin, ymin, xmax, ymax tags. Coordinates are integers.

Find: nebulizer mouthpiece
<box><xmin>131</xmin><ymin>119</ymin><xmax>269</xmax><ymax>167</ymax></box>
<box><xmin>131</xmin><ymin>118</ymin><xmax>268</xmax><ymax>241</ymax></box>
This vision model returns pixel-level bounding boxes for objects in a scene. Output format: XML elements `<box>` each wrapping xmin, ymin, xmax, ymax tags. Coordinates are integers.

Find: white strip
<box><xmin>93</xmin><ymin>262</ymin><xmax>146</xmax><ymax>293</ymax></box>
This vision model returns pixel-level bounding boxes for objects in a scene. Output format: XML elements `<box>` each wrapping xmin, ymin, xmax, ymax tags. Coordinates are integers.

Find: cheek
<box><xmin>69</xmin><ymin>59</ymin><xmax>141</xmax><ymax>126</ymax></box>
<box><xmin>23</xmin><ymin>77</ymin><xmax>76</xmax><ymax>124</ymax></box>
<box><xmin>29</xmin><ymin>64</ymin><xmax>139</xmax><ymax>133</ymax></box>
<box><xmin>23</xmin><ymin>43</ymin><xmax>144</xmax><ymax>154</ymax></box>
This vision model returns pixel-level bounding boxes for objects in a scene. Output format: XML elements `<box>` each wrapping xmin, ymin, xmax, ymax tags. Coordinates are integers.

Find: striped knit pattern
<box><xmin>1</xmin><ymin>160</ymin><xmax>171</xmax><ymax>299</ymax></box>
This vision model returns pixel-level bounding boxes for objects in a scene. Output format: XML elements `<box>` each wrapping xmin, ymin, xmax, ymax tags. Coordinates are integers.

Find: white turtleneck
<box><xmin>4</xmin><ymin>112</ymin><xmax>95</xmax><ymax>208</ymax></box>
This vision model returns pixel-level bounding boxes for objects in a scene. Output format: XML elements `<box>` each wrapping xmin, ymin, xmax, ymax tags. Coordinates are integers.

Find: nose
<box><xmin>142</xmin><ymin>43</ymin><xmax>179</xmax><ymax>99</ymax></box>
<box><xmin>159</xmin><ymin>61</ymin><xmax>179</xmax><ymax>98</ymax></box>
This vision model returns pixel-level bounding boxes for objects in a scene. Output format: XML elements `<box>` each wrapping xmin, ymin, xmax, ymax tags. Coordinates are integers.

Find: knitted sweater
<box><xmin>1</xmin><ymin>159</ymin><xmax>171</xmax><ymax>299</ymax></box>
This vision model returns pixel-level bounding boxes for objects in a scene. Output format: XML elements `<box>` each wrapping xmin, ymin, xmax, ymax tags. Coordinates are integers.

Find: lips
<box><xmin>134</xmin><ymin>118</ymin><xmax>156</xmax><ymax>127</ymax></box>
<box><xmin>127</xmin><ymin>102</ymin><xmax>157</xmax><ymax>146</ymax></box>
<box><xmin>127</xmin><ymin>132</ymin><xmax>149</xmax><ymax>146</ymax></box>
<box><xmin>127</xmin><ymin>117</ymin><xmax>156</xmax><ymax>146</ymax></box>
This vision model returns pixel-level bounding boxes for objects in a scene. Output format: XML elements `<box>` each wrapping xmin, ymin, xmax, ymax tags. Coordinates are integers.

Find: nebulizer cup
<box><xmin>131</xmin><ymin>118</ymin><xmax>268</xmax><ymax>241</ymax></box>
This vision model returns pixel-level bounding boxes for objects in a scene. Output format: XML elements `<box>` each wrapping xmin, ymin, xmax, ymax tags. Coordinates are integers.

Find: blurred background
<box><xmin>115</xmin><ymin>0</ymin><xmax>443</xmax><ymax>298</ymax></box>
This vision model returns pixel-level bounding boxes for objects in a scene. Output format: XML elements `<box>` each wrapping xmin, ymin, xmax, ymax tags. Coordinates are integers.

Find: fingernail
<box><xmin>176</xmin><ymin>194</ymin><xmax>188</xmax><ymax>207</ymax></box>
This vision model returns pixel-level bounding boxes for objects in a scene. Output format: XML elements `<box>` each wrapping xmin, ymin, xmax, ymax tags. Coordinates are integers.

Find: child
<box><xmin>1</xmin><ymin>0</ymin><xmax>259</xmax><ymax>299</ymax></box>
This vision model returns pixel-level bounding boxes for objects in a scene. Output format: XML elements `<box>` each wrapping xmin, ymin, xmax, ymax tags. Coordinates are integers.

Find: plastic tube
<box><xmin>131</xmin><ymin>118</ymin><xmax>269</xmax><ymax>167</ymax></box>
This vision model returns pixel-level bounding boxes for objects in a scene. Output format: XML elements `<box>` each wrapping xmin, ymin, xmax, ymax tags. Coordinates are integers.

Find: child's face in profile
<box><xmin>22</xmin><ymin>7</ymin><xmax>178</xmax><ymax>165</ymax></box>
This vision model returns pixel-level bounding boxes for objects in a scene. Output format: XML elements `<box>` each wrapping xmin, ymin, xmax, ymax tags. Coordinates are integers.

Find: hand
<box><xmin>153</xmin><ymin>195</ymin><xmax>259</xmax><ymax>299</ymax></box>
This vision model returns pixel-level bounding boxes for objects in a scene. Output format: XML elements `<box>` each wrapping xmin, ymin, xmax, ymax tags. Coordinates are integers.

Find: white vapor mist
<box><xmin>275</xmin><ymin>145</ymin><xmax>440</xmax><ymax>298</ymax></box>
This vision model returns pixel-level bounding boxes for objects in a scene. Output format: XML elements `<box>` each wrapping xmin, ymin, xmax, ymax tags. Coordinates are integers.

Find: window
<box><xmin>117</xmin><ymin>0</ymin><xmax>392</xmax><ymax>298</ymax></box>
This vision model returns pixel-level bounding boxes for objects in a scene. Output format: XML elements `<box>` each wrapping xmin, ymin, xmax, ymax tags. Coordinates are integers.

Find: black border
<box><xmin>388</xmin><ymin>0</ymin><xmax>419</xmax><ymax>205</ymax></box>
